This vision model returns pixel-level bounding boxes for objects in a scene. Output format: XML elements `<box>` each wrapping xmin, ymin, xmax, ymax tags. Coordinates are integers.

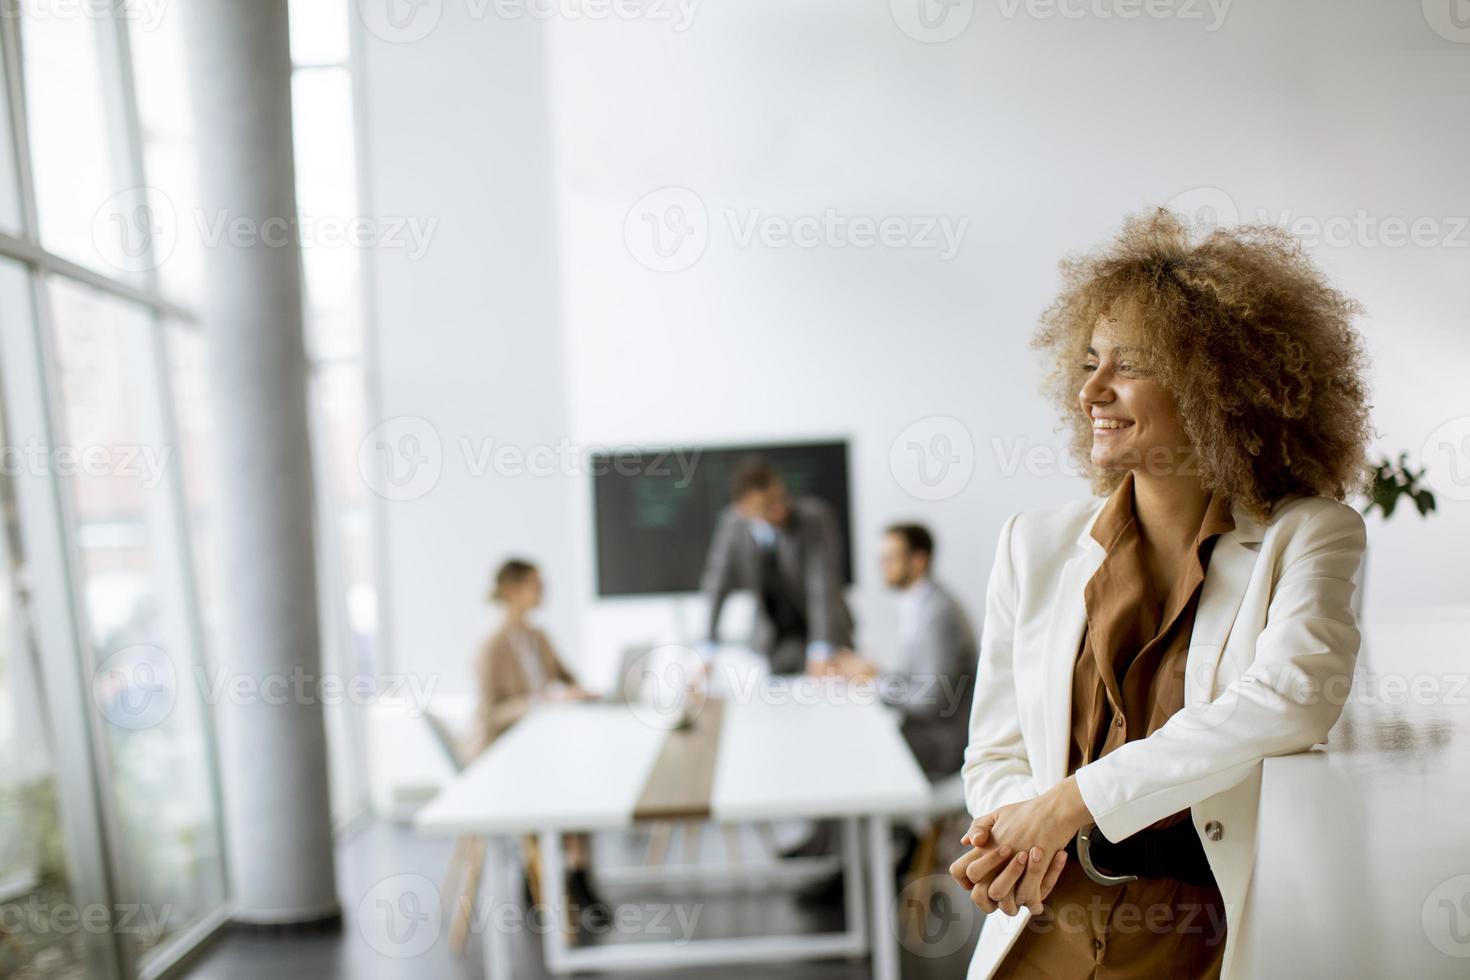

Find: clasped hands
<box><xmin>948</xmin><ymin>775</ymin><xmax>1094</xmax><ymax>916</ymax></box>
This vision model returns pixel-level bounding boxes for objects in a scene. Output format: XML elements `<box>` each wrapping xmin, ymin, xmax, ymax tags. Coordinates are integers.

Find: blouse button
<box><xmin>1114</xmin><ymin>717</ymin><xmax>1125</xmax><ymax>728</ymax></box>
<box><xmin>1204</xmin><ymin>820</ymin><xmax>1224</xmax><ymax>841</ymax></box>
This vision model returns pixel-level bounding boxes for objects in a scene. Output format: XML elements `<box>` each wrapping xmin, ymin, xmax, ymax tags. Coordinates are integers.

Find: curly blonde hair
<box><xmin>1032</xmin><ymin>208</ymin><xmax>1374</xmax><ymax>521</ymax></box>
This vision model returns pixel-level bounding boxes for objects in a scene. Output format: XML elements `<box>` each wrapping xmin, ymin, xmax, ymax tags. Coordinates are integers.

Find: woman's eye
<box><xmin>1082</xmin><ymin>362</ymin><xmax>1098</xmax><ymax>372</ymax></box>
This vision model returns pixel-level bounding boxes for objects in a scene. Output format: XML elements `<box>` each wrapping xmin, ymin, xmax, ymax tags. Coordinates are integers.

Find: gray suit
<box><xmin>883</xmin><ymin>578</ymin><xmax>977</xmax><ymax>778</ymax></box>
<box><xmin>701</xmin><ymin>496</ymin><xmax>854</xmax><ymax>675</ymax></box>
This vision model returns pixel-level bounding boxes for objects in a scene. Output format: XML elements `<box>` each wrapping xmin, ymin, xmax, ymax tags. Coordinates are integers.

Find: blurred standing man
<box><xmin>832</xmin><ymin>523</ymin><xmax>976</xmax><ymax>778</ymax></box>
<box><xmin>700</xmin><ymin>456</ymin><xmax>853</xmax><ymax>676</ymax></box>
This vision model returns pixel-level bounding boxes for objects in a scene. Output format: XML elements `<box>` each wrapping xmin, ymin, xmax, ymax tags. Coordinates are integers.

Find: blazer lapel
<box><xmin>1037</xmin><ymin>505</ymin><xmax>1106</xmax><ymax>790</ymax></box>
<box><xmin>1184</xmin><ymin>502</ymin><xmax>1266</xmax><ymax>705</ymax></box>
<box><xmin>1035</xmin><ymin>496</ymin><xmax>1268</xmax><ymax>786</ymax></box>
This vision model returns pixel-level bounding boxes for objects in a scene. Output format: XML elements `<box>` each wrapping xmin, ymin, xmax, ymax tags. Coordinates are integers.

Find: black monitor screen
<box><xmin>591</xmin><ymin>440</ymin><xmax>853</xmax><ymax>596</ymax></box>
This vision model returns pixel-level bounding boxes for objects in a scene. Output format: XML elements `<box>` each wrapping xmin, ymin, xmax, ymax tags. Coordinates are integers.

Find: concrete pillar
<box><xmin>182</xmin><ymin>0</ymin><xmax>338</xmax><ymax>925</ymax></box>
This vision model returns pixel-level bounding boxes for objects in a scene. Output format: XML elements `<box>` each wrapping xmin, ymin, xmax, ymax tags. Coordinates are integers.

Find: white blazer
<box><xmin>962</xmin><ymin>490</ymin><xmax>1366</xmax><ymax>979</ymax></box>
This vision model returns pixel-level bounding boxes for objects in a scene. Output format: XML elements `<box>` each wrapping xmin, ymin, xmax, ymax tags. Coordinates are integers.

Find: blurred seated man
<box><xmin>830</xmin><ymin>523</ymin><xmax>977</xmax><ymax>779</ymax></box>
<box><xmin>471</xmin><ymin>559</ymin><xmax>606</xmax><ymax>924</ymax></box>
<box><xmin>700</xmin><ymin>455</ymin><xmax>853</xmax><ymax>676</ymax></box>
<box><xmin>799</xmin><ymin>524</ymin><xmax>978</xmax><ymax>905</ymax></box>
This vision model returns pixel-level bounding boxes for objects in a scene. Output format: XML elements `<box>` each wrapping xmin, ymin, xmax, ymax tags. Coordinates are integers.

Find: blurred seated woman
<box><xmin>473</xmin><ymin>558</ymin><xmax>606</xmax><ymax>924</ymax></box>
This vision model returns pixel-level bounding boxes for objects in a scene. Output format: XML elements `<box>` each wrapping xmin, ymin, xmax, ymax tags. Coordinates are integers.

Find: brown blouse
<box><xmin>996</xmin><ymin>471</ymin><xmax>1235</xmax><ymax>979</ymax></box>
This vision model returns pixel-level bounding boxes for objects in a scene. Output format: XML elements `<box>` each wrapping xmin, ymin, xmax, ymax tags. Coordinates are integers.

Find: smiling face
<box><xmin>1078</xmin><ymin>306</ymin><xmax>1192</xmax><ymax>476</ymax></box>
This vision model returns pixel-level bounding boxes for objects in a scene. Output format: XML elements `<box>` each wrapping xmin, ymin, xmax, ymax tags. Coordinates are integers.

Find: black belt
<box><xmin>1066</xmin><ymin>819</ymin><xmax>1217</xmax><ymax>889</ymax></box>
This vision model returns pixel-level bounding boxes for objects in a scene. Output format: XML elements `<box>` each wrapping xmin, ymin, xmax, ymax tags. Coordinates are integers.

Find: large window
<box><xmin>0</xmin><ymin>260</ymin><xmax>92</xmax><ymax>980</ymax></box>
<box><xmin>0</xmin><ymin>1</ymin><xmax>379</xmax><ymax>976</ymax></box>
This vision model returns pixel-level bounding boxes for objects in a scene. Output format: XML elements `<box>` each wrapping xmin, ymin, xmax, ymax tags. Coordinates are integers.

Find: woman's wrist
<box><xmin>1051</xmin><ymin>775</ymin><xmax>1095</xmax><ymax>834</ymax></box>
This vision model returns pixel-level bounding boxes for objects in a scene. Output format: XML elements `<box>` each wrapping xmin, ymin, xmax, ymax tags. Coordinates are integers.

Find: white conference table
<box><xmin>1241</xmin><ymin>611</ymin><xmax>1470</xmax><ymax>977</ymax></box>
<box><xmin>416</xmin><ymin>694</ymin><xmax>934</xmax><ymax>980</ymax></box>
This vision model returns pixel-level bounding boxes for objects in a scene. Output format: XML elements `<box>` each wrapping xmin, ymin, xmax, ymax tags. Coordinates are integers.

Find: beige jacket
<box><xmin>471</xmin><ymin>624</ymin><xmax>576</xmax><ymax>756</ymax></box>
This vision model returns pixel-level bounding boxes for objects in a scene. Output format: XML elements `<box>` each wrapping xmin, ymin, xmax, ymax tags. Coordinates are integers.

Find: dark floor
<box><xmin>183</xmin><ymin>820</ymin><xmax>980</xmax><ymax>980</ymax></box>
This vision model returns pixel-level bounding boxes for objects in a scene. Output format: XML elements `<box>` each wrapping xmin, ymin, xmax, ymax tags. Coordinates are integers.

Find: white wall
<box><xmin>360</xmin><ymin>0</ymin><xmax>1470</xmax><ymax>695</ymax></box>
<box><xmin>358</xmin><ymin>12</ymin><xmax>576</xmax><ymax>695</ymax></box>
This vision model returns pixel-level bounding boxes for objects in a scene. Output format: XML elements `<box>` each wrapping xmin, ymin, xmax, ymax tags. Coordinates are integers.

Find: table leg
<box><xmin>538</xmin><ymin>829</ymin><xmax>571</xmax><ymax>973</ymax></box>
<box><xmin>867</xmin><ymin>815</ymin><xmax>898</xmax><ymax>980</ymax></box>
<box><xmin>481</xmin><ymin>835</ymin><xmax>515</xmax><ymax>980</ymax></box>
<box><xmin>841</xmin><ymin>816</ymin><xmax>867</xmax><ymax>951</ymax></box>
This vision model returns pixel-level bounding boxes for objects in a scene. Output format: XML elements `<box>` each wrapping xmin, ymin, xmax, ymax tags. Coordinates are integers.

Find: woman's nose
<box><xmin>1080</xmin><ymin>371</ymin><xmax>1110</xmax><ymax>404</ymax></box>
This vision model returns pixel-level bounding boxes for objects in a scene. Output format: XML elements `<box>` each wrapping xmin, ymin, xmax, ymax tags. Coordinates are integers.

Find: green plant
<box><xmin>1362</xmin><ymin>453</ymin><xmax>1436</xmax><ymax>519</ymax></box>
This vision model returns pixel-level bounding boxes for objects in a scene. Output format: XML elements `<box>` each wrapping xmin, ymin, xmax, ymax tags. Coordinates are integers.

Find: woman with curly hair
<box><xmin>950</xmin><ymin>209</ymin><xmax>1372</xmax><ymax>979</ymax></box>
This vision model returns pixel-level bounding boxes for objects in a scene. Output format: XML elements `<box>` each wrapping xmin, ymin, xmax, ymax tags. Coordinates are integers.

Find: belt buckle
<box><xmin>1075</xmin><ymin>823</ymin><xmax>1139</xmax><ymax>886</ymax></box>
